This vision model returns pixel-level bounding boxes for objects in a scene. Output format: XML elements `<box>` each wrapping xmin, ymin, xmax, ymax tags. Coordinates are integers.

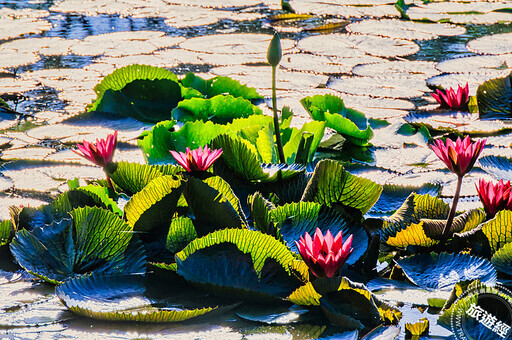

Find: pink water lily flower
<box><xmin>431</xmin><ymin>83</ymin><xmax>469</xmax><ymax>110</ymax></box>
<box><xmin>476</xmin><ymin>178</ymin><xmax>512</xmax><ymax>219</ymax></box>
<box><xmin>170</xmin><ymin>145</ymin><xmax>223</xmax><ymax>172</ymax></box>
<box><xmin>429</xmin><ymin>135</ymin><xmax>486</xmax><ymax>177</ymax></box>
<box><xmin>73</xmin><ymin>131</ymin><xmax>118</xmax><ymax>168</ymax></box>
<box><xmin>295</xmin><ymin>228</ymin><xmax>353</xmax><ymax>278</ymax></box>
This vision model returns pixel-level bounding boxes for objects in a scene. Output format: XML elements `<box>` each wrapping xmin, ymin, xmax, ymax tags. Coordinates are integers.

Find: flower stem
<box><xmin>442</xmin><ymin>175</ymin><xmax>463</xmax><ymax>239</ymax></box>
<box><xmin>272</xmin><ymin>65</ymin><xmax>285</xmax><ymax>164</ymax></box>
<box><xmin>106</xmin><ymin>174</ymin><xmax>114</xmax><ymax>191</ymax></box>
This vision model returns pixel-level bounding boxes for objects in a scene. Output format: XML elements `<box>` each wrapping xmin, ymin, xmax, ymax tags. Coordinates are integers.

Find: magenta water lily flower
<box><xmin>429</xmin><ymin>135</ymin><xmax>486</xmax><ymax>178</ymax></box>
<box><xmin>73</xmin><ymin>131</ymin><xmax>118</xmax><ymax>168</ymax></box>
<box><xmin>476</xmin><ymin>179</ymin><xmax>512</xmax><ymax>219</ymax></box>
<box><xmin>429</xmin><ymin>135</ymin><xmax>486</xmax><ymax>239</ymax></box>
<box><xmin>170</xmin><ymin>145</ymin><xmax>223</xmax><ymax>172</ymax></box>
<box><xmin>431</xmin><ymin>83</ymin><xmax>469</xmax><ymax>110</ymax></box>
<box><xmin>295</xmin><ymin>228</ymin><xmax>353</xmax><ymax>278</ymax></box>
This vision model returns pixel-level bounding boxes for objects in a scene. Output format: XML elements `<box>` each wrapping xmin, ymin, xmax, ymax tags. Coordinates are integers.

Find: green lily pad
<box><xmin>166</xmin><ymin>216</ymin><xmax>197</xmax><ymax>254</ymax></box>
<box><xmin>212</xmin><ymin>134</ymin><xmax>305</xmax><ymax>183</ymax></box>
<box><xmin>481</xmin><ymin>210</ymin><xmax>512</xmax><ymax>254</ymax></box>
<box><xmin>491</xmin><ymin>242</ymin><xmax>512</xmax><ymax>276</ymax></box>
<box><xmin>435</xmin><ymin>55</ymin><xmax>512</xmax><ymax>76</ymax></box>
<box><xmin>328</xmin><ymin>76</ymin><xmax>427</xmax><ymax>99</ymax></box>
<box><xmin>300</xmin><ymin>94</ymin><xmax>373</xmax><ymax>146</ymax></box>
<box><xmin>184</xmin><ymin>176</ymin><xmax>247</xmax><ymax>235</ymax></box>
<box><xmin>367</xmin><ymin>278</ymin><xmax>451</xmax><ymax>306</ymax></box>
<box><xmin>56</xmin><ymin>274</ymin><xmax>234</xmax><ymax>322</ymax></box>
<box><xmin>270</xmin><ymin>202</ymin><xmax>368</xmax><ymax>266</ymax></box>
<box><xmin>175</xmin><ymin>228</ymin><xmax>302</xmax><ymax>302</ymax></box>
<box><xmin>406</xmin><ymin>2</ymin><xmax>512</xmax><ymax>24</ymax></box>
<box><xmin>171</xmin><ymin>95</ymin><xmax>262</xmax><ymax>124</ymax></box>
<box><xmin>10</xmin><ymin>206</ymin><xmax>145</xmax><ymax>284</ymax></box>
<box><xmin>125</xmin><ymin>175</ymin><xmax>184</xmax><ymax>232</ymax></box>
<box><xmin>180</xmin><ymin>73</ymin><xmax>262</xmax><ymax>100</ymax></box>
<box><xmin>476</xmin><ymin>72</ymin><xmax>512</xmax><ymax>119</ymax></box>
<box><xmin>396</xmin><ymin>252</ymin><xmax>496</xmax><ymax>291</ymax></box>
<box><xmin>302</xmin><ymin>159</ymin><xmax>382</xmax><ymax>214</ymax></box>
<box><xmin>106</xmin><ymin>161</ymin><xmax>181</xmax><ymax>196</ymax></box>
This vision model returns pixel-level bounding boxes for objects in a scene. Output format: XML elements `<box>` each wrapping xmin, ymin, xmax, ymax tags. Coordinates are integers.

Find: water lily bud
<box><xmin>267</xmin><ymin>33</ymin><xmax>282</xmax><ymax>67</ymax></box>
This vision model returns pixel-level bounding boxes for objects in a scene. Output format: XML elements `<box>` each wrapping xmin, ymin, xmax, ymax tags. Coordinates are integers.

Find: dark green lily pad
<box><xmin>270</xmin><ymin>202</ymin><xmax>368</xmax><ymax>266</ymax></box>
<box><xmin>476</xmin><ymin>72</ymin><xmax>512</xmax><ymax>119</ymax></box>
<box><xmin>10</xmin><ymin>206</ymin><xmax>145</xmax><ymax>284</ymax></box>
<box><xmin>124</xmin><ymin>175</ymin><xmax>184</xmax><ymax>232</ymax></box>
<box><xmin>175</xmin><ymin>228</ymin><xmax>302</xmax><ymax>302</ymax></box>
<box><xmin>56</xmin><ymin>274</ymin><xmax>234</xmax><ymax>322</ymax></box>
<box><xmin>396</xmin><ymin>252</ymin><xmax>497</xmax><ymax>291</ymax></box>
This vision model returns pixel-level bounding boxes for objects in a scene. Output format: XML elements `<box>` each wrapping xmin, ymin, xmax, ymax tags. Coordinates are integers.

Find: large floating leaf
<box><xmin>397</xmin><ymin>253</ymin><xmax>497</xmax><ymax>291</ymax></box>
<box><xmin>481</xmin><ymin>210</ymin><xmax>512</xmax><ymax>253</ymax></box>
<box><xmin>184</xmin><ymin>176</ymin><xmax>247</xmax><ymax>235</ymax></box>
<box><xmin>91</xmin><ymin>79</ymin><xmax>184</xmax><ymax>123</ymax></box>
<box><xmin>302</xmin><ymin>160</ymin><xmax>382</xmax><ymax>214</ymax></box>
<box><xmin>137</xmin><ymin>116</ymin><xmax>272</xmax><ymax>164</ymax></box>
<box><xmin>171</xmin><ymin>95</ymin><xmax>262</xmax><ymax>124</ymax></box>
<box><xmin>491</xmin><ymin>242</ymin><xmax>512</xmax><ymax>276</ymax></box>
<box><xmin>10</xmin><ymin>207</ymin><xmax>145</xmax><ymax>284</ymax></box>
<box><xmin>175</xmin><ymin>229</ymin><xmax>302</xmax><ymax>301</ymax></box>
<box><xmin>106</xmin><ymin>161</ymin><xmax>181</xmax><ymax>196</ymax></box>
<box><xmin>180</xmin><ymin>73</ymin><xmax>262</xmax><ymax>100</ymax></box>
<box><xmin>166</xmin><ymin>216</ymin><xmax>197</xmax><ymax>254</ymax></box>
<box><xmin>125</xmin><ymin>175</ymin><xmax>184</xmax><ymax>232</ymax></box>
<box><xmin>270</xmin><ymin>202</ymin><xmax>368</xmax><ymax>265</ymax></box>
<box><xmin>56</xmin><ymin>274</ymin><xmax>232</xmax><ymax>322</ymax></box>
<box><xmin>479</xmin><ymin>155</ymin><xmax>512</xmax><ymax>182</ymax></box>
<box><xmin>384</xmin><ymin>209</ymin><xmax>485</xmax><ymax>248</ymax></box>
<box><xmin>477</xmin><ymin>72</ymin><xmax>512</xmax><ymax>119</ymax></box>
<box><xmin>236</xmin><ymin>304</ymin><xmax>310</xmax><ymax>325</ymax></box>
<box><xmin>212</xmin><ymin>134</ymin><xmax>305</xmax><ymax>183</ymax></box>
<box><xmin>0</xmin><ymin>220</ymin><xmax>13</xmax><ymax>247</ymax></box>
<box><xmin>313</xmin><ymin>277</ymin><xmax>384</xmax><ymax>330</ymax></box>
<box><xmin>301</xmin><ymin>94</ymin><xmax>373</xmax><ymax>146</ymax></box>
<box><xmin>369</xmin><ymin>183</ymin><xmax>441</xmax><ymax>216</ymax></box>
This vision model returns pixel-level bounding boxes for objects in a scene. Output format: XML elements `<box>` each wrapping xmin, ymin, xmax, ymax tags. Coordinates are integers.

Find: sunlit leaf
<box><xmin>302</xmin><ymin>160</ymin><xmax>382</xmax><ymax>214</ymax></box>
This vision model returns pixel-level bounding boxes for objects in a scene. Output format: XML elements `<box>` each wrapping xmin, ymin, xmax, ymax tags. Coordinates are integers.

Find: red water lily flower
<box><xmin>73</xmin><ymin>131</ymin><xmax>118</xmax><ymax>168</ymax></box>
<box><xmin>295</xmin><ymin>228</ymin><xmax>353</xmax><ymax>278</ymax></box>
<box><xmin>431</xmin><ymin>83</ymin><xmax>469</xmax><ymax>110</ymax></box>
<box><xmin>476</xmin><ymin>178</ymin><xmax>512</xmax><ymax>218</ymax></box>
<box><xmin>429</xmin><ymin>135</ymin><xmax>486</xmax><ymax>177</ymax></box>
<box><xmin>170</xmin><ymin>145</ymin><xmax>223</xmax><ymax>172</ymax></box>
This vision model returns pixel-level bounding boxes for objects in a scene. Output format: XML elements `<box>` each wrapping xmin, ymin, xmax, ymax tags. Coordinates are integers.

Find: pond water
<box><xmin>1</xmin><ymin>0</ymin><xmax>512</xmax><ymax>339</ymax></box>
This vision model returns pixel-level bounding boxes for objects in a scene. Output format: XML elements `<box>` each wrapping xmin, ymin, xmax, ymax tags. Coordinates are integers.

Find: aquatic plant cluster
<box><xmin>3</xmin><ymin>1</ymin><xmax>512</xmax><ymax>339</ymax></box>
<box><xmin>1</xmin><ymin>28</ymin><xmax>512</xmax><ymax>338</ymax></box>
